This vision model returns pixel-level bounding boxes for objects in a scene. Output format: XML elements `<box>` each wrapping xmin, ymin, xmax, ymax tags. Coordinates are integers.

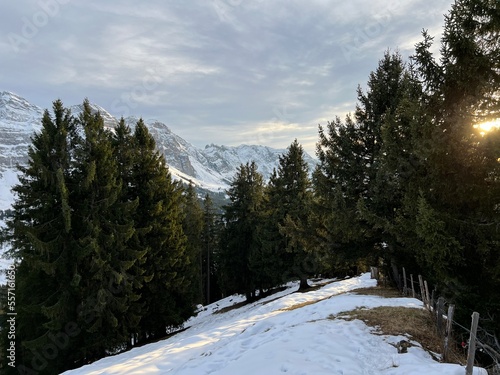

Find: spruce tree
<box><xmin>1</xmin><ymin>100</ymin><xmax>78</xmax><ymax>375</ymax></box>
<box><xmin>109</xmin><ymin>118</ymin><xmax>148</xmax><ymax>347</ymax></box>
<box><xmin>201</xmin><ymin>193</ymin><xmax>219</xmax><ymax>304</ymax></box>
<box><xmin>181</xmin><ymin>183</ymin><xmax>204</xmax><ymax>306</ymax></box>
<box><xmin>408</xmin><ymin>0</ymin><xmax>500</xmax><ymax>325</ymax></box>
<box><xmin>70</xmin><ymin>101</ymin><xmax>138</xmax><ymax>363</ymax></box>
<box><xmin>130</xmin><ymin>119</ymin><xmax>192</xmax><ymax>339</ymax></box>
<box><xmin>267</xmin><ymin>140</ymin><xmax>316</xmax><ymax>290</ymax></box>
<box><xmin>314</xmin><ymin>52</ymin><xmax>413</xmax><ymax>274</ymax></box>
<box><xmin>219</xmin><ymin>162</ymin><xmax>265</xmax><ymax>300</ymax></box>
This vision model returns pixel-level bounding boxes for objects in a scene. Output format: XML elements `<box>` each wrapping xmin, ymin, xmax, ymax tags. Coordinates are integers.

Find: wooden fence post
<box><xmin>410</xmin><ymin>274</ymin><xmax>415</xmax><ymax>298</ymax></box>
<box><xmin>436</xmin><ymin>297</ymin><xmax>445</xmax><ymax>335</ymax></box>
<box><xmin>443</xmin><ymin>304</ymin><xmax>455</xmax><ymax>362</ymax></box>
<box><xmin>418</xmin><ymin>275</ymin><xmax>425</xmax><ymax>301</ymax></box>
<box><xmin>424</xmin><ymin>280</ymin><xmax>431</xmax><ymax>310</ymax></box>
<box><xmin>402</xmin><ymin>267</ymin><xmax>407</xmax><ymax>296</ymax></box>
<box><xmin>465</xmin><ymin>312</ymin><xmax>480</xmax><ymax>375</ymax></box>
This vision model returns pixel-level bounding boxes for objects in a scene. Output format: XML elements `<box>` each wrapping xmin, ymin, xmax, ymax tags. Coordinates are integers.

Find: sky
<box><xmin>1</xmin><ymin>0</ymin><xmax>454</xmax><ymax>155</ymax></box>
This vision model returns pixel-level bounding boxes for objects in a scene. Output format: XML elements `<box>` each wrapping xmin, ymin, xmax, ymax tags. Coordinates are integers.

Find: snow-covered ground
<box><xmin>62</xmin><ymin>273</ymin><xmax>486</xmax><ymax>375</ymax></box>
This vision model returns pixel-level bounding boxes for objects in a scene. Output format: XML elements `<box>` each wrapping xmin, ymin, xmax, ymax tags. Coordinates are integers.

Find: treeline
<box><xmin>312</xmin><ymin>0</ymin><xmax>500</xmax><ymax>336</ymax></box>
<box><xmin>218</xmin><ymin>0</ymin><xmax>500</xmax><ymax>342</ymax></box>
<box><xmin>0</xmin><ymin>101</ymin><xmax>221</xmax><ymax>374</ymax></box>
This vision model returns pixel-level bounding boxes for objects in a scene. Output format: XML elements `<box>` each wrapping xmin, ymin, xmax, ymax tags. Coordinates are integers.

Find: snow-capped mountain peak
<box><xmin>0</xmin><ymin>91</ymin><xmax>317</xmax><ymax>209</ymax></box>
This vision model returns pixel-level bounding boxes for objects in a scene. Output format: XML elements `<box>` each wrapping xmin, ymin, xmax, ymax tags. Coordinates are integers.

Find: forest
<box><xmin>1</xmin><ymin>0</ymin><xmax>499</xmax><ymax>374</ymax></box>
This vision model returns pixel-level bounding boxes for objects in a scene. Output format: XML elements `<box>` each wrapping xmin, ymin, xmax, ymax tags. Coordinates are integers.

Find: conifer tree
<box><xmin>109</xmin><ymin>118</ymin><xmax>148</xmax><ymax>347</ymax></box>
<box><xmin>408</xmin><ymin>0</ymin><xmax>500</xmax><ymax>324</ymax></box>
<box><xmin>267</xmin><ymin>140</ymin><xmax>316</xmax><ymax>290</ymax></box>
<box><xmin>1</xmin><ymin>100</ymin><xmax>78</xmax><ymax>374</ymax></box>
<box><xmin>315</xmin><ymin>52</ymin><xmax>412</xmax><ymax>273</ymax></box>
<box><xmin>219</xmin><ymin>162</ymin><xmax>264</xmax><ymax>300</ymax></box>
<box><xmin>70</xmin><ymin>101</ymin><xmax>138</xmax><ymax>362</ymax></box>
<box><xmin>201</xmin><ymin>193</ymin><xmax>219</xmax><ymax>304</ymax></box>
<box><xmin>130</xmin><ymin>119</ymin><xmax>192</xmax><ymax>339</ymax></box>
<box><xmin>181</xmin><ymin>183</ymin><xmax>204</xmax><ymax>305</ymax></box>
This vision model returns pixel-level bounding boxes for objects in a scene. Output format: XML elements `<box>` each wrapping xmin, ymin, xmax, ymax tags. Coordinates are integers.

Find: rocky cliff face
<box><xmin>0</xmin><ymin>91</ymin><xmax>317</xmax><ymax>209</ymax></box>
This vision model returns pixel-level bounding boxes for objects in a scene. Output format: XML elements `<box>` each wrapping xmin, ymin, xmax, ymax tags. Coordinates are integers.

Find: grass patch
<box><xmin>280</xmin><ymin>299</ymin><xmax>322</xmax><ymax>312</ymax></box>
<box><xmin>351</xmin><ymin>285</ymin><xmax>403</xmax><ymax>298</ymax></box>
<box><xmin>333</xmin><ymin>306</ymin><xmax>465</xmax><ymax>364</ymax></box>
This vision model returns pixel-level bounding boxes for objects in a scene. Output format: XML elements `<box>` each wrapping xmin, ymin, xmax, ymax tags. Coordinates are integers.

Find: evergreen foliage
<box><xmin>0</xmin><ymin>103</ymin><xmax>196</xmax><ymax>373</ymax></box>
<box><xmin>315</xmin><ymin>0</ymin><xmax>500</xmax><ymax>332</ymax></box>
<box><xmin>219</xmin><ymin>162</ymin><xmax>265</xmax><ymax>300</ymax></box>
<box><xmin>130</xmin><ymin>119</ymin><xmax>192</xmax><ymax>339</ymax></box>
<box><xmin>201</xmin><ymin>193</ymin><xmax>221</xmax><ymax>304</ymax></box>
<box><xmin>1</xmin><ymin>100</ymin><xmax>78</xmax><ymax>374</ymax></box>
<box><xmin>265</xmin><ymin>140</ymin><xmax>317</xmax><ymax>290</ymax></box>
<box><xmin>181</xmin><ymin>183</ymin><xmax>204</xmax><ymax>306</ymax></box>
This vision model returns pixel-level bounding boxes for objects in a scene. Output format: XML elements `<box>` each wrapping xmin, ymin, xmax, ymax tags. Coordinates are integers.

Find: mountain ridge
<box><xmin>0</xmin><ymin>91</ymin><xmax>317</xmax><ymax>210</ymax></box>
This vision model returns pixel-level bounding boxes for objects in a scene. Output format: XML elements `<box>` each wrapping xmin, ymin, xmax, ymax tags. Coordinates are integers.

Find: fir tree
<box><xmin>219</xmin><ymin>162</ymin><xmax>265</xmax><ymax>300</ymax></box>
<box><xmin>408</xmin><ymin>0</ymin><xmax>500</xmax><ymax>326</ymax></box>
<box><xmin>181</xmin><ymin>183</ymin><xmax>204</xmax><ymax>306</ymax></box>
<box><xmin>70</xmin><ymin>101</ymin><xmax>138</xmax><ymax>363</ymax></box>
<box><xmin>314</xmin><ymin>52</ymin><xmax>422</xmax><ymax>277</ymax></box>
<box><xmin>201</xmin><ymin>193</ymin><xmax>219</xmax><ymax>304</ymax></box>
<box><xmin>130</xmin><ymin>119</ymin><xmax>192</xmax><ymax>339</ymax></box>
<box><xmin>1</xmin><ymin>100</ymin><xmax>78</xmax><ymax>374</ymax></box>
<box><xmin>267</xmin><ymin>140</ymin><xmax>316</xmax><ymax>290</ymax></box>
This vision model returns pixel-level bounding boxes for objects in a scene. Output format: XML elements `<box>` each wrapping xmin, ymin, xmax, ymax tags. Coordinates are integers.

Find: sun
<box><xmin>474</xmin><ymin>119</ymin><xmax>500</xmax><ymax>135</ymax></box>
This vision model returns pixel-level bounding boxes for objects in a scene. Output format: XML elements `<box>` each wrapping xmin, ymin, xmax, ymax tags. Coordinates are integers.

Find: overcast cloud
<box><xmin>1</xmin><ymin>0</ymin><xmax>454</xmax><ymax>155</ymax></box>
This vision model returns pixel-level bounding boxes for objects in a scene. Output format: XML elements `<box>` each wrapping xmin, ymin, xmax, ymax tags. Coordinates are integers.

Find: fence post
<box><xmin>436</xmin><ymin>297</ymin><xmax>445</xmax><ymax>335</ymax></box>
<box><xmin>465</xmin><ymin>312</ymin><xmax>480</xmax><ymax>375</ymax></box>
<box><xmin>402</xmin><ymin>267</ymin><xmax>407</xmax><ymax>296</ymax></box>
<box><xmin>424</xmin><ymin>280</ymin><xmax>431</xmax><ymax>310</ymax></box>
<box><xmin>410</xmin><ymin>274</ymin><xmax>415</xmax><ymax>298</ymax></box>
<box><xmin>443</xmin><ymin>304</ymin><xmax>455</xmax><ymax>362</ymax></box>
<box><xmin>418</xmin><ymin>275</ymin><xmax>425</xmax><ymax>302</ymax></box>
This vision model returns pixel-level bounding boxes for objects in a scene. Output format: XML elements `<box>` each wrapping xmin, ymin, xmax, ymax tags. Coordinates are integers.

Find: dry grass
<box><xmin>350</xmin><ymin>284</ymin><xmax>404</xmax><ymax>298</ymax></box>
<box><xmin>333</xmin><ymin>306</ymin><xmax>466</xmax><ymax>364</ymax></box>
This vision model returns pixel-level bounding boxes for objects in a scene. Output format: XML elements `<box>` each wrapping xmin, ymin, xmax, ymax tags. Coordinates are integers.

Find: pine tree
<box><xmin>70</xmin><ymin>101</ymin><xmax>138</xmax><ymax>363</ymax></box>
<box><xmin>130</xmin><ymin>119</ymin><xmax>192</xmax><ymax>339</ymax></box>
<box><xmin>267</xmin><ymin>140</ymin><xmax>316</xmax><ymax>290</ymax></box>
<box><xmin>408</xmin><ymin>0</ymin><xmax>500</xmax><ymax>325</ymax></box>
<box><xmin>201</xmin><ymin>193</ymin><xmax>219</xmax><ymax>304</ymax></box>
<box><xmin>219</xmin><ymin>162</ymin><xmax>265</xmax><ymax>300</ymax></box>
<box><xmin>1</xmin><ymin>100</ymin><xmax>78</xmax><ymax>374</ymax></box>
<box><xmin>181</xmin><ymin>183</ymin><xmax>204</xmax><ymax>306</ymax></box>
<box><xmin>109</xmin><ymin>118</ymin><xmax>148</xmax><ymax>347</ymax></box>
<box><xmin>314</xmin><ymin>52</ymin><xmax>413</xmax><ymax>274</ymax></box>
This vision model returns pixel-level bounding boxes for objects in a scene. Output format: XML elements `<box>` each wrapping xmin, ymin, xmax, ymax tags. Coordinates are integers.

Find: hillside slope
<box><xmin>62</xmin><ymin>274</ymin><xmax>484</xmax><ymax>375</ymax></box>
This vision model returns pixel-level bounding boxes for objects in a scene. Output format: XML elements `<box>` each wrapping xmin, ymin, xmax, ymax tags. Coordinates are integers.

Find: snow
<box><xmin>0</xmin><ymin>168</ymin><xmax>18</xmax><ymax>211</ymax></box>
<box><xmin>62</xmin><ymin>274</ymin><xmax>486</xmax><ymax>375</ymax></box>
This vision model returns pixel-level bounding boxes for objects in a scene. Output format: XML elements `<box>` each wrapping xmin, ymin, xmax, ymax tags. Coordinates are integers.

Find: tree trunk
<box><xmin>298</xmin><ymin>277</ymin><xmax>310</xmax><ymax>291</ymax></box>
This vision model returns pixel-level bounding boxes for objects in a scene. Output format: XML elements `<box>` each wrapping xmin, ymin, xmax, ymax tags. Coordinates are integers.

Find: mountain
<box><xmin>0</xmin><ymin>91</ymin><xmax>317</xmax><ymax>210</ymax></box>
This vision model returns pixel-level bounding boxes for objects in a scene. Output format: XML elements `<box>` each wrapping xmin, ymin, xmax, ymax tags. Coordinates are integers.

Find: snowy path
<box><xmin>63</xmin><ymin>274</ymin><xmax>485</xmax><ymax>375</ymax></box>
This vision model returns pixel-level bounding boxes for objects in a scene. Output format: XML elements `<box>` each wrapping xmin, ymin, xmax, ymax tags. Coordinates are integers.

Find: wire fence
<box><xmin>372</xmin><ymin>266</ymin><xmax>500</xmax><ymax>375</ymax></box>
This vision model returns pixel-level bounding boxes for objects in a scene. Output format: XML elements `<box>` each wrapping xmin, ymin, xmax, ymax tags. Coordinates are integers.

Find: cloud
<box><xmin>0</xmin><ymin>0</ymin><xmax>456</xmax><ymax>156</ymax></box>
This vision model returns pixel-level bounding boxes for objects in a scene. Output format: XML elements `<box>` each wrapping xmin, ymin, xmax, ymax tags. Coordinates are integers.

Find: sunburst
<box><xmin>474</xmin><ymin>119</ymin><xmax>500</xmax><ymax>135</ymax></box>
